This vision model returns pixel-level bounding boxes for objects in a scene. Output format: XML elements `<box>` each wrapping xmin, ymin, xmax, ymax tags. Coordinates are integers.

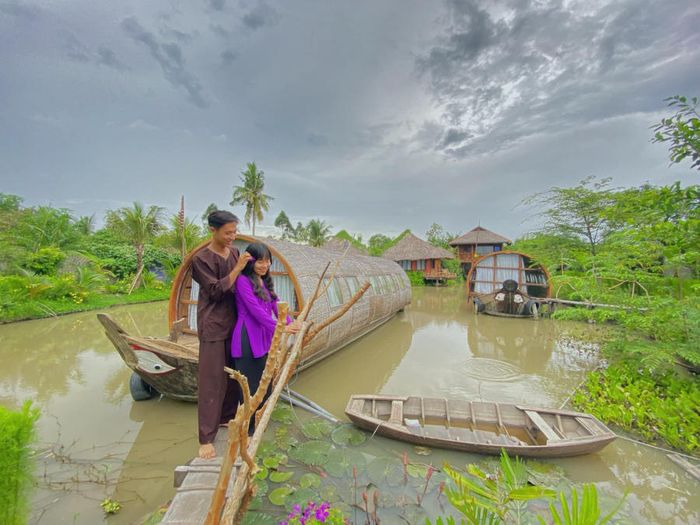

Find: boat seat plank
<box><xmin>575</xmin><ymin>416</ymin><xmax>604</xmax><ymax>436</ymax></box>
<box><xmin>525</xmin><ymin>410</ymin><xmax>561</xmax><ymax>442</ymax></box>
<box><xmin>389</xmin><ymin>400</ymin><xmax>403</xmax><ymax>425</ymax></box>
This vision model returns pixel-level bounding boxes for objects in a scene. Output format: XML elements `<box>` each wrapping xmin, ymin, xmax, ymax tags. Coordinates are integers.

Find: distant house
<box><xmin>449</xmin><ymin>226</ymin><xmax>511</xmax><ymax>276</ymax></box>
<box><xmin>382</xmin><ymin>233</ymin><xmax>456</xmax><ymax>283</ymax></box>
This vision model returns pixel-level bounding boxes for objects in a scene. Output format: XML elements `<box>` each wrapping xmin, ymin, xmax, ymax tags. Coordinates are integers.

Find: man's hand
<box><xmin>234</xmin><ymin>252</ymin><xmax>253</xmax><ymax>272</ymax></box>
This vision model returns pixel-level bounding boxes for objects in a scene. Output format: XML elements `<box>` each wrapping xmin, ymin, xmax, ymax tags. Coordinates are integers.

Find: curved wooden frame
<box><xmin>168</xmin><ymin>235</ymin><xmax>305</xmax><ymax>329</ymax></box>
<box><xmin>465</xmin><ymin>250</ymin><xmax>552</xmax><ymax>299</ymax></box>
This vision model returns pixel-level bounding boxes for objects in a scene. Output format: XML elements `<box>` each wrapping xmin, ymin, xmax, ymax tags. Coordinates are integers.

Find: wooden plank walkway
<box><xmin>161</xmin><ymin>428</ymin><xmax>240</xmax><ymax>524</ymax></box>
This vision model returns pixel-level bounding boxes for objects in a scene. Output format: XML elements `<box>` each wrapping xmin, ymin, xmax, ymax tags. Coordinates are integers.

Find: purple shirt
<box><xmin>231</xmin><ymin>275</ymin><xmax>292</xmax><ymax>359</ymax></box>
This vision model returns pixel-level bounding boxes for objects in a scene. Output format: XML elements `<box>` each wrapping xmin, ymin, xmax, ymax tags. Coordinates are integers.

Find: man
<box><xmin>190</xmin><ymin>210</ymin><xmax>251</xmax><ymax>459</ymax></box>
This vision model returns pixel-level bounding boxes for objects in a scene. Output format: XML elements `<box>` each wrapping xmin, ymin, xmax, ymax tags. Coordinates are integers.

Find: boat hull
<box><xmin>345</xmin><ymin>395</ymin><xmax>616</xmax><ymax>458</ymax></box>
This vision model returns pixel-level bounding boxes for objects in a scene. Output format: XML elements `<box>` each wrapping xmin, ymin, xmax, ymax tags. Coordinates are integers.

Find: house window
<box><xmin>416</xmin><ymin>260</ymin><xmax>426</xmax><ymax>270</ymax></box>
<box><xmin>400</xmin><ymin>260</ymin><xmax>411</xmax><ymax>270</ymax></box>
<box><xmin>346</xmin><ymin>276</ymin><xmax>360</xmax><ymax>296</ymax></box>
<box><xmin>324</xmin><ymin>278</ymin><xmax>343</xmax><ymax>308</ymax></box>
<box><xmin>476</xmin><ymin>245</ymin><xmax>495</xmax><ymax>255</ymax></box>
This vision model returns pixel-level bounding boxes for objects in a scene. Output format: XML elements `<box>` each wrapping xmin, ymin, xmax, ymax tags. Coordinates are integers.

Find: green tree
<box><xmin>524</xmin><ymin>177</ymin><xmax>614</xmax><ymax>256</ymax></box>
<box><xmin>166</xmin><ymin>214</ymin><xmax>203</xmax><ymax>253</ymax></box>
<box><xmin>230</xmin><ymin>162</ymin><xmax>273</xmax><ymax>235</ymax></box>
<box><xmin>105</xmin><ymin>202</ymin><xmax>165</xmax><ymax>290</ymax></box>
<box><xmin>426</xmin><ymin>223</ymin><xmax>458</xmax><ymax>250</ymax></box>
<box><xmin>274</xmin><ymin>210</ymin><xmax>295</xmax><ymax>239</ymax></box>
<box><xmin>201</xmin><ymin>203</ymin><xmax>218</xmax><ymax>229</ymax></box>
<box><xmin>306</xmin><ymin>219</ymin><xmax>332</xmax><ymax>247</ymax></box>
<box><xmin>652</xmin><ymin>95</ymin><xmax>700</xmax><ymax>171</ymax></box>
<box><xmin>368</xmin><ymin>234</ymin><xmax>392</xmax><ymax>256</ymax></box>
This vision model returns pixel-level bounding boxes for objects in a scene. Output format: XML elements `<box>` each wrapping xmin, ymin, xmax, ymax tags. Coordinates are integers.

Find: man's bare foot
<box><xmin>198</xmin><ymin>443</ymin><xmax>216</xmax><ymax>459</ymax></box>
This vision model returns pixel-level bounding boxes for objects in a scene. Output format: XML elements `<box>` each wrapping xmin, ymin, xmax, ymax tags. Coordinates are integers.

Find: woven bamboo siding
<box><xmin>467</xmin><ymin>250</ymin><xmax>551</xmax><ymax>298</ymax></box>
<box><xmin>168</xmin><ymin>236</ymin><xmax>411</xmax><ymax>369</ymax></box>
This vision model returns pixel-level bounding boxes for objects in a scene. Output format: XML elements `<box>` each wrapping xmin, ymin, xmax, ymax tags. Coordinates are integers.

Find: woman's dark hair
<box><xmin>208</xmin><ymin>210</ymin><xmax>240</xmax><ymax>229</ymax></box>
<box><xmin>242</xmin><ymin>242</ymin><xmax>277</xmax><ymax>301</ymax></box>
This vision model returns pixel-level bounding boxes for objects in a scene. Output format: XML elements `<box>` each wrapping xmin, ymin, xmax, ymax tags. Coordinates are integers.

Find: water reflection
<box><xmin>0</xmin><ymin>291</ymin><xmax>697</xmax><ymax>524</ymax></box>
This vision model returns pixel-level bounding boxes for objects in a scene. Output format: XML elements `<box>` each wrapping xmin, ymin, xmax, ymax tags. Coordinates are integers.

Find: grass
<box><xmin>0</xmin><ymin>287</ymin><xmax>170</xmax><ymax>323</ymax></box>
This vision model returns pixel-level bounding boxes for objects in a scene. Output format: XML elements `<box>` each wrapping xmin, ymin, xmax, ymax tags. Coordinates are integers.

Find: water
<box><xmin>0</xmin><ymin>288</ymin><xmax>697</xmax><ymax>524</ymax></box>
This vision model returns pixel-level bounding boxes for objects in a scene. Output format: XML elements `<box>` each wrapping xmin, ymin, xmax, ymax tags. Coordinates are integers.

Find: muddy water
<box><xmin>0</xmin><ymin>288</ymin><xmax>697</xmax><ymax>524</ymax></box>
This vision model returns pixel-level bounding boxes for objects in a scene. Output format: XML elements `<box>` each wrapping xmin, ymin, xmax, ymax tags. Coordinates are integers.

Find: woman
<box><xmin>231</xmin><ymin>242</ymin><xmax>301</xmax><ymax>434</ymax></box>
<box><xmin>191</xmin><ymin>210</ymin><xmax>252</xmax><ymax>460</ymax></box>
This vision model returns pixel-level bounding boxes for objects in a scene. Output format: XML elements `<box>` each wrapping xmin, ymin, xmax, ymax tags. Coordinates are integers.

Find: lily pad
<box><xmin>268</xmin><ymin>486</ymin><xmax>295</xmax><ymax>506</ymax></box>
<box><xmin>246</xmin><ymin>495</ymin><xmax>263</xmax><ymax>512</ymax></box>
<box><xmin>406</xmin><ymin>463</ymin><xmax>429</xmax><ymax>479</ymax></box>
<box><xmin>319</xmin><ymin>484</ymin><xmax>338</xmax><ymax>502</ymax></box>
<box><xmin>262</xmin><ymin>453</ymin><xmax>288</xmax><ymax>469</ymax></box>
<box><xmin>331</xmin><ymin>424</ymin><xmax>367</xmax><ymax>446</ymax></box>
<box><xmin>367</xmin><ymin>457</ymin><xmax>405</xmax><ymax>487</ymax></box>
<box><xmin>275</xmin><ymin>426</ymin><xmax>299</xmax><ymax>451</ymax></box>
<box><xmin>255</xmin><ymin>466</ymin><xmax>268</xmax><ymax>480</ymax></box>
<box><xmin>325</xmin><ymin>447</ymin><xmax>367</xmax><ymax>478</ymax></box>
<box><xmin>269</xmin><ymin>471</ymin><xmax>294</xmax><ymax>483</ymax></box>
<box><xmin>289</xmin><ymin>440</ymin><xmax>331</xmax><ymax>466</ymax></box>
<box><xmin>241</xmin><ymin>511</ymin><xmax>276</xmax><ymax>525</ymax></box>
<box><xmin>258</xmin><ymin>441</ymin><xmax>277</xmax><ymax>457</ymax></box>
<box><xmin>299</xmin><ymin>472</ymin><xmax>321</xmax><ymax>489</ymax></box>
<box><xmin>272</xmin><ymin>405</ymin><xmax>295</xmax><ymax>424</ymax></box>
<box><xmin>413</xmin><ymin>446</ymin><xmax>432</xmax><ymax>456</ymax></box>
<box><xmin>285</xmin><ymin>487</ymin><xmax>318</xmax><ymax>511</ymax></box>
<box><xmin>301</xmin><ymin>419</ymin><xmax>333</xmax><ymax>439</ymax></box>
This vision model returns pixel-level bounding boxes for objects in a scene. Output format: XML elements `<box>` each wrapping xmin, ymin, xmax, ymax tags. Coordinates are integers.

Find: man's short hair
<box><xmin>207</xmin><ymin>210</ymin><xmax>240</xmax><ymax>228</ymax></box>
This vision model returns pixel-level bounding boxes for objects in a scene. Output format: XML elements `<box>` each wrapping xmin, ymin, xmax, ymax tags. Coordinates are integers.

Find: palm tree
<box><xmin>306</xmin><ymin>219</ymin><xmax>332</xmax><ymax>247</ymax></box>
<box><xmin>230</xmin><ymin>162</ymin><xmax>273</xmax><ymax>235</ymax></box>
<box><xmin>106</xmin><ymin>202</ymin><xmax>164</xmax><ymax>291</ymax></box>
<box><xmin>168</xmin><ymin>214</ymin><xmax>202</xmax><ymax>253</ymax></box>
<box><xmin>201</xmin><ymin>203</ymin><xmax>218</xmax><ymax>229</ymax></box>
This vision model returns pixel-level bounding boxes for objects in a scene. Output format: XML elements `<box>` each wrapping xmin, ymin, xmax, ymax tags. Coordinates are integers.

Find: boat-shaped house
<box><xmin>467</xmin><ymin>251</ymin><xmax>550</xmax><ymax>317</ymax></box>
<box><xmin>99</xmin><ymin>236</ymin><xmax>411</xmax><ymax>401</ymax></box>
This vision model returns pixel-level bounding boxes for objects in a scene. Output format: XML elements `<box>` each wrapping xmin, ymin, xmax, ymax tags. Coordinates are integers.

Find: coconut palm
<box><xmin>230</xmin><ymin>162</ymin><xmax>273</xmax><ymax>235</ymax></box>
<box><xmin>105</xmin><ymin>202</ymin><xmax>165</xmax><ymax>291</ymax></box>
<box><xmin>306</xmin><ymin>219</ymin><xmax>332</xmax><ymax>247</ymax></box>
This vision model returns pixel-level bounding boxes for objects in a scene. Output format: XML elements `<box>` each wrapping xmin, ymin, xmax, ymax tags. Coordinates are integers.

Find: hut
<box><xmin>98</xmin><ymin>235</ymin><xmax>411</xmax><ymax>402</ymax></box>
<box><xmin>382</xmin><ymin>232</ymin><xmax>456</xmax><ymax>284</ymax></box>
<box><xmin>467</xmin><ymin>251</ymin><xmax>550</xmax><ymax>317</ymax></box>
<box><xmin>449</xmin><ymin>226</ymin><xmax>511</xmax><ymax>276</ymax></box>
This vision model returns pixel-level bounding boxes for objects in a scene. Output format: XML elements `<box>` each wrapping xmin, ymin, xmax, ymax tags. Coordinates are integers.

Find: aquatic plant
<box><xmin>428</xmin><ymin>451</ymin><xmax>624</xmax><ymax>525</ymax></box>
<box><xmin>0</xmin><ymin>401</ymin><xmax>39</xmax><ymax>525</ymax></box>
<box><xmin>279</xmin><ymin>501</ymin><xmax>347</xmax><ymax>525</ymax></box>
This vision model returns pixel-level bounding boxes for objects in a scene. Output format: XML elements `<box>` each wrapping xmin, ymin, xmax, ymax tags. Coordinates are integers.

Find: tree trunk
<box><xmin>131</xmin><ymin>244</ymin><xmax>145</xmax><ymax>292</ymax></box>
<box><xmin>252</xmin><ymin>214</ymin><xmax>256</xmax><ymax>236</ymax></box>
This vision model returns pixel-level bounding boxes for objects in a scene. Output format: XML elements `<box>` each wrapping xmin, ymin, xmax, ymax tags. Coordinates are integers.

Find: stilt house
<box><xmin>382</xmin><ymin>233</ymin><xmax>456</xmax><ymax>283</ymax></box>
<box><xmin>449</xmin><ymin>226</ymin><xmax>511</xmax><ymax>276</ymax></box>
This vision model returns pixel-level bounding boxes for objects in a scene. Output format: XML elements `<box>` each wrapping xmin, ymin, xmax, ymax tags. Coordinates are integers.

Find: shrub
<box><xmin>0</xmin><ymin>402</ymin><xmax>40</xmax><ymax>525</ymax></box>
<box><xmin>23</xmin><ymin>247</ymin><xmax>65</xmax><ymax>275</ymax></box>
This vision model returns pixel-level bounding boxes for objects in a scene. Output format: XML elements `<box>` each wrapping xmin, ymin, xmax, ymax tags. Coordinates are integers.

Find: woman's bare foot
<box><xmin>198</xmin><ymin>443</ymin><xmax>216</xmax><ymax>459</ymax></box>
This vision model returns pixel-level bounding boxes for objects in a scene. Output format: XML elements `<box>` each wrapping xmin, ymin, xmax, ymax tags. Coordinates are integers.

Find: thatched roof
<box><xmin>449</xmin><ymin>226</ymin><xmax>511</xmax><ymax>246</ymax></box>
<box><xmin>382</xmin><ymin>233</ymin><xmax>454</xmax><ymax>261</ymax></box>
<box><xmin>322</xmin><ymin>237</ymin><xmax>368</xmax><ymax>256</ymax></box>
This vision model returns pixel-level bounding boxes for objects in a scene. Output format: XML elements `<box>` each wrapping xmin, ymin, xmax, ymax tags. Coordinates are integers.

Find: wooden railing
<box><xmin>424</xmin><ymin>270</ymin><xmax>457</xmax><ymax>280</ymax></box>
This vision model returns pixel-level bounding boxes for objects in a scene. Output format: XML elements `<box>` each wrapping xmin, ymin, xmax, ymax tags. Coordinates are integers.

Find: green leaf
<box><xmin>268</xmin><ymin>486</ymin><xmax>294</xmax><ymax>506</ymax></box>
<box><xmin>331</xmin><ymin>424</ymin><xmax>368</xmax><ymax>446</ymax></box>
<box><xmin>269</xmin><ymin>471</ymin><xmax>294</xmax><ymax>483</ymax></box>
<box><xmin>288</xmin><ymin>440</ymin><xmax>331</xmax><ymax>466</ymax></box>
<box><xmin>299</xmin><ymin>473</ymin><xmax>321</xmax><ymax>489</ymax></box>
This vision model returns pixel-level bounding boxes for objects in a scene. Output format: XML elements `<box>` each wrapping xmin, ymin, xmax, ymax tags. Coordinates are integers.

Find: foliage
<box><xmin>333</xmin><ymin>230</ymin><xmax>366</xmax><ymax>252</ymax></box>
<box><xmin>23</xmin><ymin>247</ymin><xmax>65</xmax><ymax>275</ymax></box>
<box><xmin>0</xmin><ymin>401</ymin><xmax>40</xmax><ymax>525</ymax></box>
<box><xmin>306</xmin><ymin>219</ymin><xmax>332</xmax><ymax>247</ymax></box>
<box><xmin>368</xmin><ymin>229</ymin><xmax>412</xmax><ymax>256</ymax></box>
<box><xmin>231</xmin><ymin>162</ymin><xmax>273</xmax><ymax>235</ymax></box>
<box><xmin>100</xmin><ymin>498</ymin><xmax>122</xmax><ymax>515</ymax></box>
<box><xmin>429</xmin><ymin>451</ymin><xmax>623</xmax><ymax>525</ymax></box>
<box><xmin>523</xmin><ymin>177</ymin><xmax>614</xmax><ymax>256</ymax></box>
<box><xmin>652</xmin><ymin>95</ymin><xmax>700</xmax><ymax>171</ymax></box>
<box><xmin>572</xmin><ymin>362</ymin><xmax>700</xmax><ymax>454</ymax></box>
<box><xmin>105</xmin><ymin>202</ymin><xmax>165</xmax><ymax>289</ymax></box>
<box><xmin>426</xmin><ymin>223</ymin><xmax>459</xmax><ymax>251</ymax></box>
<box><xmin>406</xmin><ymin>270</ymin><xmax>426</xmax><ymax>286</ymax></box>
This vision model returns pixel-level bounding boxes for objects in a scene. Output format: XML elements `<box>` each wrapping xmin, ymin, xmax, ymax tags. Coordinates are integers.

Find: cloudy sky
<box><xmin>1</xmin><ymin>0</ymin><xmax>698</xmax><ymax>241</ymax></box>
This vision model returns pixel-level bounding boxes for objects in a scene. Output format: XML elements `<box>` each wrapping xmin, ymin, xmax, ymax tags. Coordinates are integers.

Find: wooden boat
<box><xmin>467</xmin><ymin>251</ymin><xmax>551</xmax><ymax>318</ymax></box>
<box><xmin>345</xmin><ymin>394</ymin><xmax>616</xmax><ymax>458</ymax></box>
<box><xmin>98</xmin><ymin>235</ymin><xmax>412</xmax><ymax>402</ymax></box>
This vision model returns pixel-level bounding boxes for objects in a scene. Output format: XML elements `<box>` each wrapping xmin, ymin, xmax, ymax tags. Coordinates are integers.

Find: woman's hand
<box><xmin>285</xmin><ymin>320</ymin><xmax>302</xmax><ymax>334</ymax></box>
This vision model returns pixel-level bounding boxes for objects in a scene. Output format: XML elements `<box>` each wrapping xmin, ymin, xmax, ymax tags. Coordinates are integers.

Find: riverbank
<box><xmin>0</xmin><ymin>288</ymin><xmax>170</xmax><ymax>324</ymax></box>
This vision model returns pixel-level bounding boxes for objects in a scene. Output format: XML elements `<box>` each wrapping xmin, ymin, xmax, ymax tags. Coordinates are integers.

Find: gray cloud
<box><xmin>221</xmin><ymin>49</ymin><xmax>237</xmax><ymax>65</ymax></box>
<box><xmin>0</xmin><ymin>1</ymin><xmax>41</xmax><ymax>19</ymax></box>
<box><xmin>208</xmin><ymin>0</ymin><xmax>226</xmax><ymax>11</ymax></box>
<box><xmin>417</xmin><ymin>0</ymin><xmax>700</xmax><ymax>156</ymax></box>
<box><xmin>97</xmin><ymin>46</ymin><xmax>128</xmax><ymax>71</ymax></box>
<box><xmin>242</xmin><ymin>3</ymin><xmax>279</xmax><ymax>30</ymax></box>
<box><xmin>121</xmin><ymin>16</ymin><xmax>208</xmax><ymax>108</ymax></box>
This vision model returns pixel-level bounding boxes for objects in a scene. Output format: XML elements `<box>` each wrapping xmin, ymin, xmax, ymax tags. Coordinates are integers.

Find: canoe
<box><xmin>345</xmin><ymin>394</ymin><xmax>616</xmax><ymax>458</ymax></box>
